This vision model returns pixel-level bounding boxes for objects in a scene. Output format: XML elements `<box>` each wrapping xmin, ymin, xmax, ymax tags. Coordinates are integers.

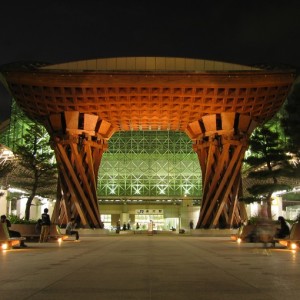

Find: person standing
<box><xmin>122</xmin><ymin>223</ymin><xmax>127</xmax><ymax>231</ymax></box>
<box><xmin>148</xmin><ymin>220</ymin><xmax>154</xmax><ymax>235</ymax></box>
<box><xmin>116</xmin><ymin>221</ymin><xmax>121</xmax><ymax>234</ymax></box>
<box><xmin>66</xmin><ymin>218</ymin><xmax>80</xmax><ymax>241</ymax></box>
<box><xmin>39</xmin><ymin>208</ymin><xmax>51</xmax><ymax>242</ymax></box>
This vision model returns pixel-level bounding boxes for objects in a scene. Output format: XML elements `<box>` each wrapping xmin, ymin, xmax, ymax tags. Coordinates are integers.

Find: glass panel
<box><xmin>98</xmin><ymin>131</ymin><xmax>202</xmax><ymax>198</ymax></box>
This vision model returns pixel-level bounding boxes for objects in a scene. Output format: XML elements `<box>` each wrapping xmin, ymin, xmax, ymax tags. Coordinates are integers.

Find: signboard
<box><xmin>136</xmin><ymin>209</ymin><xmax>164</xmax><ymax>215</ymax></box>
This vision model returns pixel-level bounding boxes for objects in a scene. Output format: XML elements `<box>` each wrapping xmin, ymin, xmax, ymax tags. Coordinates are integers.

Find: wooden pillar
<box><xmin>46</xmin><ymin>111</ymin><xmax>114</xmax><ymax>228</ymax></box>
<box><xmin>186</xmin><ymin>113</ymin><xmax>257</xmax><ymax>228</ymax></box>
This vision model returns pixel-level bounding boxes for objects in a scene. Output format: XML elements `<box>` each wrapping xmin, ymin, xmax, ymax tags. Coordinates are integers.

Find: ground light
<box><xmin>238</xmin><ymin>238</ymin><xmax>299</xmax><ymax>251</ymax></box>
<box><xmin>290</xmin><ymin>242</ymin><xmax>298</xmax><ymax>250</ymax></box>
<box><xmin>1</xmin><ymin>242</ymin><xmax>9</xmax><ymax>250</ymax></box>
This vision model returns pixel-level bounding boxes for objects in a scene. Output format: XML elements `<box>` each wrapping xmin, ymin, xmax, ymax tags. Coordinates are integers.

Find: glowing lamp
<box><xmin>290</xmin><ymin>243</ymin><xmax>298</xmax><ymax>250</ymax></box>
<box><xmin>1</xmin><ymin>243</ymin><xmax>9</xmax><ymax>250</ymax></box>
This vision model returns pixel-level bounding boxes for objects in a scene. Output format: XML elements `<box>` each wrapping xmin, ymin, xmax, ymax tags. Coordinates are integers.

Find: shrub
<box><xmin>8</xmin><ymin>214</ymin><xmax>37</xmax><ymax>224</ymax></box>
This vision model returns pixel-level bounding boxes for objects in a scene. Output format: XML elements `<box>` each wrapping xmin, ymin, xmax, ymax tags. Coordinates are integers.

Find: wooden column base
<box><xmin>46</xmin><ymin>111</ymin><xmax>114</xmax><ymax>228</ymax></box>
<box><xmin>194</xmin><ymin>136</ymin><xmax>247</xmax><ymax>228</ymax></box>
<box><xmin>186</xmin><ymin>113</ymin><xmax>257</xmax><ymax>228</ymax></box>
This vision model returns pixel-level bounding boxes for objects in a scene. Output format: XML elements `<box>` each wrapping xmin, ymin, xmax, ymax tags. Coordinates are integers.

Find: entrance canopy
<box><xmin>1</xmin><ymin>57</ymin><xmax>294</xmax><ymax>137</ymax></box>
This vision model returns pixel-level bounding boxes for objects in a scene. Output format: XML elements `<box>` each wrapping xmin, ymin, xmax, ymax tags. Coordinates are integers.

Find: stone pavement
<box><xmin>0</xmin><ymin>235</ymin><xmax>299</xmax><ymax>300</ymax></box>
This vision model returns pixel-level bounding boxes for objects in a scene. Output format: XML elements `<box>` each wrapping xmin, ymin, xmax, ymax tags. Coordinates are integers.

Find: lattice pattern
<box><xmin>5</xmin><ymin>71</ymin><xmax>293</xmax><ymax>132</ymax></box>
<box><xmin>98</xmin><ymin>131</ymin><xmax>202</xmax><ymax>198</ymax></box>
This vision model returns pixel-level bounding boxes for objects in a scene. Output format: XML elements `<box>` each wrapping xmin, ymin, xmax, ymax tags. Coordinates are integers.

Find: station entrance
<box><xmin>102</xmin><ymin>211</ymin><xmax>180</xmax><ymax>232</ymax></box>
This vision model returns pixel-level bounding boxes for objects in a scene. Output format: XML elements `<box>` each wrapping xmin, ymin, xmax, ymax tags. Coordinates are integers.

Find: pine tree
<box><xmin>10</xmin><ymin>121</ymin><xmax>57</xmax><ymax>220</ymax></box>
<box><xmin>281</xmin><ymin>78</ymin><xmax>300</xmax><ymax>158</ymax></box>
<box><xmin>244</xmin><ymin>123</ymin><xmax>293</xmax><ymax>219</ymax></box>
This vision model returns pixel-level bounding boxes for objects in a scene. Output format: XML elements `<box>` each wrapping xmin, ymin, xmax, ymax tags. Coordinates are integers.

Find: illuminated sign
<box><xmin>136</xmin><ymin>209</ymin><xmax>164</xmax><ymax>215</ymax></box>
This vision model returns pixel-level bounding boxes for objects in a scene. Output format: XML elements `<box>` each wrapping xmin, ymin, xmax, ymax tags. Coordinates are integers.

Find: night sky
<box><xmin>1</xmin><ymin>0</ymin><xmax>300</xmax><ymax>121</ymax></box>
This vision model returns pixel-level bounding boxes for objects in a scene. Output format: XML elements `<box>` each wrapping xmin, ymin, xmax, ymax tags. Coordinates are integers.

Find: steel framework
<box><xmin>99</xmin><ymin>130</ymin><xmax>201</xmax><ymax>198</ymax></box>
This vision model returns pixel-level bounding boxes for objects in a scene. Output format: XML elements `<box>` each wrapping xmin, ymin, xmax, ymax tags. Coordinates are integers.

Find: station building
<box><xmin>0</xmin><ymin>57</ymin><xmax>295</xmax><ymax>229</ymax></box>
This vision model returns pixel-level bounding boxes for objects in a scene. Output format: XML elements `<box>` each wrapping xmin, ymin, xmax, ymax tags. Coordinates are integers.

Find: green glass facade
<box><xmin>98</xmin><ymin>131</ymin><xmax>202</xmax><ymax>199</ymax></box>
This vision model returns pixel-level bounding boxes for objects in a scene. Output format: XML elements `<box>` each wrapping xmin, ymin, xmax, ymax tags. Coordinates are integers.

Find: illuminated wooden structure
<box><xmin>0</xmin><ymin>57</ymin><xmax>295</xmax><ymax>228</ymax></box>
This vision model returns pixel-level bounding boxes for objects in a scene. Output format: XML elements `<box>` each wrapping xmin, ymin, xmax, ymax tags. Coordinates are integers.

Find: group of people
<box><xmin>116</xmin><ymin>221</ymin><xmax>132</xmax><ymax>233</ymax></box>
<box><xmin>122</xmin><ymin>222</ymin><xmax>131</xmax><ymax>231</ymax></box>
<box><xmin>38</xmin><ymin>209</ymin><xmax>80</xmax><ymax>242</ymax></box>
<box><xmin>1</xmin><ymin>208</ymin><xmax>80</xmax><ymax>247</ymax></box>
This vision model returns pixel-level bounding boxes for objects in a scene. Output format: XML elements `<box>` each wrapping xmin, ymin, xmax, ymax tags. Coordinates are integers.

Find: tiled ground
<box><xmin>0</xmin><ymin>235</ymin><xmax>299</xmax><ymax>300</ymax></box>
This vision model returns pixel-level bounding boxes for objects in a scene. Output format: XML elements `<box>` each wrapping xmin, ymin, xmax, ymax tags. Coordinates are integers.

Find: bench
<box><xmin>10</xmin><ymin>224</ymin><xmax>69</xmax><ymax>242</ymax></box>
<box><xmin>0</xmin><ymin>223</ymin><xmax>26</xmax><ymax>250</ymax></box>
<box><xmin>234</xmin><ymin>223</ymin><xmax>277</xmax><ymax>244</ymax></box>
<box><xmin>10</xmin><ymin>224</ymin><xmax>40</xmax><ymax>241</ymax></box>
<box><xmin>233</xmin><ymin>224</ymin><xmax>256</xmax><ymax>242</ymax></box>
<box><xmin>49</xmin><ymin>225</ymin><xmax>69</xmax><ymax>241</ymax></box>
<box><xmin>231</xmin><ymin>226</ymin><xmax>243</xmax><ymax>241</ymax></box>
<box><xmin>274</xmin><ymin>222</ymin><xmax>300</xmax><ymax>250</ymax></box>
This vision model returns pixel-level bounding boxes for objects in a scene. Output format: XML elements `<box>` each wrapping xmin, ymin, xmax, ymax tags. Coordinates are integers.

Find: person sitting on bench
<box><xmin>66</xmin><ymin>218</ymin><xmax>80</xmax><ymax>241</ymax></box>
<box><xmin>275</xmin><ymin>216</ymin><xmax>290</xmax><ymax>239</ymax></box>
<box><xmin>0</xmin><ymin>215</ymin><xmax>27</xmax><ymax>247</ymax></box>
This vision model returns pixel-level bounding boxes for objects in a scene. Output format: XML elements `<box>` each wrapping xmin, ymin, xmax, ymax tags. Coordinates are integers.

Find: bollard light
<box><xmin>1</xmin><ymin>243</ymin><xmax>9</xmax><ymax>250</ymax></box>
<box><xmin>290</xmin><ymin>243</ymin><xmax>298</xmax><ymax>250</ymax></box>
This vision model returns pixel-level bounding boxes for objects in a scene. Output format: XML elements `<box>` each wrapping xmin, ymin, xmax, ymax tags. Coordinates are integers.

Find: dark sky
<box><xmin>1</xmin><ymin>0</ymin><xmax>300</xmax><ymax>121</ymax></box>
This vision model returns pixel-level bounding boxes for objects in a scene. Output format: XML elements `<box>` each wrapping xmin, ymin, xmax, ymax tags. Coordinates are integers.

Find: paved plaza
<box><xmin>0</xmin><ymin>235</ymin><xmax>299</xmax><ymax>300</ymax></box>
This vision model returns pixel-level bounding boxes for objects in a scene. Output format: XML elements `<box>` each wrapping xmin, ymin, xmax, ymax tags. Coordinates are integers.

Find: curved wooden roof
<box><xmin>1</xmin><ymin>57</ymin><xmax>295</xmax><ymax>136</ymax></box>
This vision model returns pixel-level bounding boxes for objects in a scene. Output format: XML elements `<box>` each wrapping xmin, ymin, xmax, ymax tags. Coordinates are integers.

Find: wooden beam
<box><xmin>57</xmin><ymin>142</ymin><xmax>100</xmax><ymax>227</ymax></box>
<box><xmin>54</xmin><ymin>147</ymin><xmax>88</xmax><ymax>226</ymax></box>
